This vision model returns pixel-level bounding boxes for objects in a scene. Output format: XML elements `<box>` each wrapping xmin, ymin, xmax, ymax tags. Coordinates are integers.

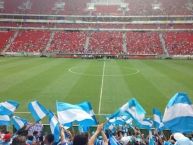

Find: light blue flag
<box><xmin>78</xmin><ymin>102</ymin><xmax>98</xmax><ymax>125</ymax></box>
<box><xmin>56</xmin><ymin>102</ymin><xmax>95</xmax><ymax>128</ymax></box>
<box><xmin>108</xmin><ymin>114</ymin><xmax>131</xmax><ymax>126</ymax></box>
<box><xmin>137</xmin><ymin>118</ymin><xmax>153</xmax><ymax>130</ymax></box>
<box><xmin>120</xmin><ymin>98</ymin><xmax>146</xmax><ymax>121</ymax></box>
<box><xmin>12</xmin><ymin>116</ymin><xmax>28</xmax><ymax>131</ymax></box>
<box><xmin>109</xmin><ymin>134</ymin><xmax>121</xmax><ymax>145</ymax></box>
<box><xmin>163</xmin><ymin>92</ymin><xmax>193</xmax><ymax>133</ymax></box>
<box><xmin>153</xmin><ymin>108</ymin><xmax>164</xmax><ymax>131</ymax></box>
<box><xmin>0</xmin><ymin>100</ymin><xmax>19</xmax><ymax>116</ymax></box>
<box><xmin>148</xmin><ymin>131</ymin><xmax>155</xmax><ymax>145</ymax></box>
<box><xmin>28</xmin><ymin>101</ymin><xmax>49</xmax><ymax>122</ymax></box>
<box><xmin>0</xmin><ymin>115</ymin><xmax>10</xmax><ymax>126</ymax></box>
<box><xmin>48</xmin><ymin>111</ymin><xmax>60</xmax><ymax>143</ymax></box>
<box><xmin>103</xmin><ymin>122</ymin><xmax>116</xmax><ymax>133</ymax></box>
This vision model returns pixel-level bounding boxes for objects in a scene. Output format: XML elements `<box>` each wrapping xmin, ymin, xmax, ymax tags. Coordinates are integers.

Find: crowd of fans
<box><xmin>0</xmin><ymin>31</ymin><xmax>13</xmax><ymax>52</ymax></box>
<box><xmin>87</xmin><ymin>32</ymin><xmax>123</xmax><ymax>55</ymax></box>
<box><xmin>0</xmin><ymin>122</ymin><xmax>193</xmax><ymax>145</ymax></box>
<box><xmin>48</xmin><ymin>31</ymin><xmax>86</xmax><ymax>54</ymax></box>
<box><xmin>163</xmin><ymin>32</ymin><xmax>193</xmax><ymax>55</ymax></box>
<box><xmin>126</xmin><ymin>32</ymin><xmax>163</xmax><ymax>55</ymax></box>
<box><xmin>1</xmin><ymin>30</ymin><xmax>193</xmax><ymax>56</ymax></box>
<box><xmin>8</xmin><ymin>30</ymin><xmax>50</xmax><ymax>53</ymax></box>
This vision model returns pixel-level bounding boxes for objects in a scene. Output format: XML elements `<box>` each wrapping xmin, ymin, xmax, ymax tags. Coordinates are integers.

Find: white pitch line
<box><xmin>98</xmin><ymin>61</ymin><xmax>106</xmax><ymax>114</ymax></box>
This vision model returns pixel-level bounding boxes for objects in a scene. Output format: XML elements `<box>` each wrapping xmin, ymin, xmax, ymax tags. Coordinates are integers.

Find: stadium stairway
<box><xmin>44</xmin><ymin>31</ymin><xmax>55</xmax><ymax>52</ymax></box>
<box><xmin>122</xmin><ymin>32</ymin><xmax>128</xmax><ymax>54</ymax></box>
<box><xmin>159</xmin><ymin>33</ymin><xmax>169</xmax><ymax>57</ymax></box>
<box><xmin>2</xmin><ymin>31</ymin><xmax>19</xmax><ymax>53</ymax></box>
<box><xmin>84</xmin><ymin>33</ymin><xmax>90</xmax><ymax>51</ymax></box>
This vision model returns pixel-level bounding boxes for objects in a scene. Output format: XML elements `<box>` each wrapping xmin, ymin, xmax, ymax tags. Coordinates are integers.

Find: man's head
<box><xmin>44</xmin><ymin>134</ymin><xmax>54</xmax><ymax>145</ymax></box>
<box><xmin>73</xmin><ymin>133</ymin><xmax>89</xmax><ymax>145</ymax></box>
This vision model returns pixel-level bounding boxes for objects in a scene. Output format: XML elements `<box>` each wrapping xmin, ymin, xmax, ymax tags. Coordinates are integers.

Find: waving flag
<box><xmin>12</xmin><ymin>116</ymin><xmax>28</xmax><ymax>131</ymax></box>
<box><xmin>153</xmin><ymin>108</ymin><xmax>164</xmax><ymax>131</ymax></box>
<box><xmin>56</xmin><ymin>102</ymin><xmax>95</xmax><ymax>127</ymax></box>
<box><xmin>0</xmin><ymin>100</ymin><xmax>19</xmax><ymax>115</ymax></box>
<box><xmin>108</xmin><ymin>115</ymin><xmax>130</xmax><ymax>126</ymax></box>
<box><xmin>120</xmin><ymin>98</ymin><xmax>146</xmax><ymax>121</ymax></box>
<box><xmin>103</xmin><ymin>122</ymin><xmax>116</xmax><ymax>133</ymax></box>
<box><xmin>78</xmin><ymin>102</ymin><xmax>98</xmax><ymax>125</ymax></box>
<box><xmin>48</xmin><ymin>111</ymin><xmax>60</xmax><ymax>143</ymax></box>
<box><xmin>163</xmin><ymin>92</ymin><xmax>193</xmax><ymax>133</ymax></box>
<box><xmin>148</xmin><ymin>131</ymin><xmax>155</xmax><ymax>145</ymax></box>
<box><xmin>28</xmin><ymin>101</ymin><xmax>49</xmax><ymax>122</ymax></box>
<box><xmin>137</xmin><ymin>118</ymin><xmax>153</xmax><ymax>130</ymax></box>
<box><xmin>0</xmin><ymin>115</ymin><xmax>10</xmax><ymax>126</ymax></box>
<box><xmin>109</xmin><ymin>134</ymin><xmax>121</xmax><ymax>145</ymax></box>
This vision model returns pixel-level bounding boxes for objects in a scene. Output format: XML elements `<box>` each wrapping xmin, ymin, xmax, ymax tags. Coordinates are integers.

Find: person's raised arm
<box><xmin>88</xmin><ymin>123</ymin><xmax>104</xmax><ymax>145</ymax></box>
<box><xmin>101</xmin><ymin>130</ymin><xmax>108</xmax><ymax>145</ymax></box>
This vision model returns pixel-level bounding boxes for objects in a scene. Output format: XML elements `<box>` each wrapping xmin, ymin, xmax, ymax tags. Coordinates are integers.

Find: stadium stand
<box><xmin>126</xmin><ymin>32</ymin><xmax>164</xmax><ymax>55</ymax></box>
<box><xmin>87</xmin><ymin>32</ymin><xmax>123</xmax><ymax>55</ymax></box>
<box><xmin>0</xmin><ymin>31</ymin><xmax>13</xmax><ymax>52</ymax></box>
<box><xmin>7</xmin><ymin>30</ymin><xmax>50</xmax><ymax>53</ymax></box>
<box><xmin>164</xmin><ymin>32</ymin><xmax>193</xmax><ymax>55</ymax></box>
<box><xmin>0</xmin><ymin>0</ymin><xmax>192</xmax><ymax>58</ymax></box>
<box><xmin>0</xmin><ymin>0</ymin><xmax>192</xmax><ymax>15</ymax></box>
<box><xmin>48</xmin><ymin>31</ymin><xmax>86</xmax><ymax>54</ymax></box>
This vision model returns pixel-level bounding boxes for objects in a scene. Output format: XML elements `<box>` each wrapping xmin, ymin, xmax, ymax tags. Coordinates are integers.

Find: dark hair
<box><xmin>73</xmin><ymin>133</ymin><xmax>88</xmax><ymax>145</ymax></box>
<box><xmin>28</xmin><ymin>135</ymin><xmax>34</xmax><ymax>141</ymax></box>
<box><xmin>33</xmin><ymin>131</ymin><xmax>38</xmax><ymax>135</ymax></box>
<box><xmin>11</xmin><ymin>135</ymin><xmax>26</xmax><ymax>145</ymax></box>
<box><xmin>45</xmin><ymin>134</ymin><xmax>54</xmax><ymax>144</ymax></box>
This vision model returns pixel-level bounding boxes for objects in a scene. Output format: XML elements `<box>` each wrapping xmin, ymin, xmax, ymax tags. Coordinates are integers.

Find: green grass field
<box><xmin>0</xmin><ymin>57</ymin><xmax>193</xmax><ymax>122</ymax></box>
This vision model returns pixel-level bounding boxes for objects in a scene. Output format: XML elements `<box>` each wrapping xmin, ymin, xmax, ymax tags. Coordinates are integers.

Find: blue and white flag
<box><xmin>120</xmin><ymin>98</ymin><xmax>146</xmax><ymax>121</ymax></box>
<box><xmin>103</xmin><ymin>122</ymin><xmax>116</xmax><ymax>133</ymax></box>
<box><xmin>78</xmin><ymin>102</ymin><xmax>98</xmax><ymax>125</ymax></box>
<box><xmin>137</xmin><ymin>118</ymin><xmax>153</xmax><ymax>130</ymax></box>
<box><xmin>48</xmin><ymin>111</ymin><xmax>60</xmax><ymax>143</ymax></box>
<box><xmin>108</xmin><ymin>115</ymin><xmax>131</xmax><ymax>126</ymax></box>
<box><xmin>28</xmin><ymin>101</ymin><xmax>49</xmax><ymax>122</ymax></box>
<box><xmin>0</xmin><ymin>100</ymin><xmax>19</xmax><ymax>116</ymax></box>
<box><xmin>109</xmin><ymin>134</ymin><xmax>121</xmax><ymax>145</ymax></box>
<box><xmin>0</xmin><ymin>115</ymin><xmax>10</xmax><ymax>126</ymax></box>
<box><xmin>12</xmin><ymin>116</ymin><xmax>28</xmax><ymax>131</ymax></box>
<box><xmin>148</xmin><ymin>131</ymin><xmax>155</xmax><ymax>145</ymax></box>
<box><xmin>56</xmin><ymin>102</ymin><xmax>95</xmax><ymax>127</ymax></box>
<box><xmin>153</xmin><ymin>108</ymin><xmax>164</xmax><ymax>131</ymax></box>
<box><xmin>163</xmin><ymin>92</ymin><xmax>193</xmax><ymax>133</ymax></box>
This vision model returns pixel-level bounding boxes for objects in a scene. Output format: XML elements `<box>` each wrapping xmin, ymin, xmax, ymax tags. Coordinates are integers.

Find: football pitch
<box><xmin>0</xmin><ymin>57</ymin><xmax>193</xmax><ymax>122</ymax></box>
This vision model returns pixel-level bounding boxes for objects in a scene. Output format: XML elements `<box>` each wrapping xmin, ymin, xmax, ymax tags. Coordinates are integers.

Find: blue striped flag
<box><xmin>109</xmin><ymin>134</ymin><xmax>121</xmax><ymax>145</ymax></box>
<box><xmin>148</xmin><ymin>131</ymin><xmax>155</xmax><ymax>145</ymax></box>
<box><xmin>56</xmin><ymin>102</ymin><xmax>95</xmax><ymax>128</ymax></box>
<box><xmin>48</xmin><ymin>111</ymin><xmax>60</xmax><ymax>143</ymax></box>
<box><xmin>12</xmin><ymin>116</ymin><xmax>28</xmax><ymax>131</ymax></box>
<box><xmin>0</xmin><ymin>115</ymin><xmax>10</xmax><ymax>126</ymax></box>
<box><xmin>120</xmin><ymin>98</ymin><xmax>146</xmax><ymax>121</ymax></box>
<box><xmin>153</xmin><ymin>108</ymin><xmax>164</xmax><ymax>131</ymax></box>
<box><xmin>0</xmin><ymin>100</ymin><xmax>19</xmax><ymax>116</ymax></box>
<box><xmin>28</xmin><ymin>101</ymin><xmax>49</xmax><ymax>122</ymax></box>
<box><xmin>163</xmin><ymin>92</ymin><xmax>193</xmax><ymax>133</ymax></box>
<box><xmin>78</xmin><ymin>102</ymin><xmax>98</xmax><ymax>125</ymax></box>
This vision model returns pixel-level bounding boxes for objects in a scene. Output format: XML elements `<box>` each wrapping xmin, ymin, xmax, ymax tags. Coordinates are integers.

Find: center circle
<box><xmin>68</xmin><ymin>66</ymin><xmax>140</xmax><ymax>77</ymax></box>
